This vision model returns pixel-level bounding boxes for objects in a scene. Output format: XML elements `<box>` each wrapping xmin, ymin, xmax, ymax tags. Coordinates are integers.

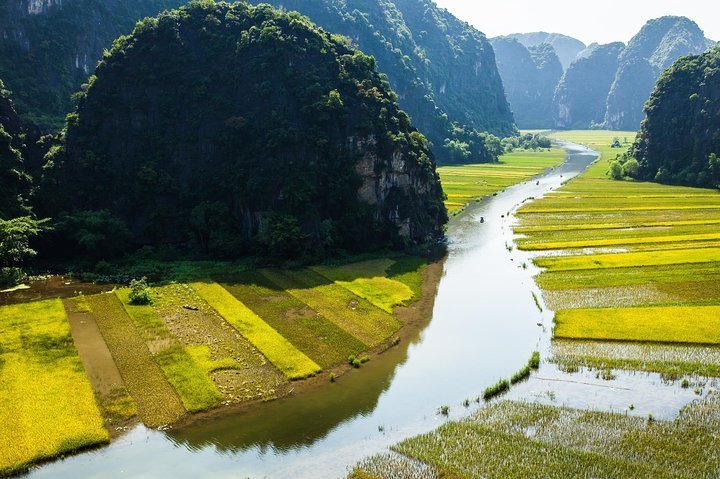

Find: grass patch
<box><xmin>115</xmin><ymin>288</ymin><xmax>224</xmax><ymax>412</ymax></box>
<box><xmin>554</xmin><ymin>306</ymin><xmax>720</xmax><ymax>345</ymax></box>
<box><xmin>222</xmin><ymin>273</ymin><xmax>367</xmax><ymax>368</ymax></box>
<box><xmin>191</xmin><ymin>282</ymin><xmax>321</xmax><ymax>380</ymax></box>
<box><xmin>85</xmin><ymin>293</ymin><xmax>185</xmax><ymax>427</ymax></box>
<box><xmin>259</xmin><ymin>269</ymin><xmax>400</xmax><ymax>347</ymax></box>
<box><xmin>0</xmin><ymin>299</ymin><xmax>108</xmax><ymax>475</ymax></box>
<box><xmin>311</xmin><ymin>259</ymin><xmax>415</xmax><ymax>314</ymax></box>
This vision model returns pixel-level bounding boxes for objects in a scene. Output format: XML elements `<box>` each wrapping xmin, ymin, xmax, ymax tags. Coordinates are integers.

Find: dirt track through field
<box><xmin>86</xmin><ymin>293</ymin><xmax>185</xmax><ymax>427</ymax></box>
<box><xmin>64</xmin><ymin>298</ymin><xmax>125</xmax><ymax>396</ymax></box>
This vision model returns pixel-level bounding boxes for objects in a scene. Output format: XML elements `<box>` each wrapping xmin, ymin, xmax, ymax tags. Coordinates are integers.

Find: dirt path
<box><xmin>86</xmin><ymin>293</ymin><xmax>186</xmax><ymax>428</ymax></box>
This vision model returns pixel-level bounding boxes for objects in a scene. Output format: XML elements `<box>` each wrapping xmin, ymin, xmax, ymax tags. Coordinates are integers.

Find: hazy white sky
<box><xmin>433</xmin><ymin>0</ymin><xmax>719</xmax><ymax>45</ymax></box>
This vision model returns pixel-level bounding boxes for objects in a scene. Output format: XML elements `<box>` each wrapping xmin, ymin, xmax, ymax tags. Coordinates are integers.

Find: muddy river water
<box><xmin>25</xmin><ymin>142</ymin><xmax>696</xmax><ymax>479</ymax></box>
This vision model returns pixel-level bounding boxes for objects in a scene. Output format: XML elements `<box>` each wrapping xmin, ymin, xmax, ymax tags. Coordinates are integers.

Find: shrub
<box><xmin>128</xmin><ymin>277</ymin><xmax>152</xmax><ymax>305</ymax></box>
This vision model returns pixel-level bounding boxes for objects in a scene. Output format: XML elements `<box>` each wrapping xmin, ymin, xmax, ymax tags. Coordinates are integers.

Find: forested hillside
<box><xmin>249</xmin><ymin>0</ymin><xmax>515</xmax><ymax>164</ymax></box>
<box><xmin>502</xmin><ymin>32</ymin><xmax>586</xmax><ymax>70</ymax></box>
<box><xmin>0</xmin><ymin>0</ymin><xmax>188</xmax><ymax>128</ymax></box>
<box><xmin>552</xmin><ymin>43</ymin><xmax>625</xmax><ymax>129</ymax></box>
<box><xmin>40</xmin><ymin>1</ymin><xmax>448</xmax><ymax>262</ymax></box>
<box><xmin>626</xmin><ymin>45</ymin><xmax>720</xmax><ymax>188</ymax></box>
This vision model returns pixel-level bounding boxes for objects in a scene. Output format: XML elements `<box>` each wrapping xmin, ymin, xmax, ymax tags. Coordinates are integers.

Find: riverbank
<box><xmin>349</xmin><ymin>131</ymin><xmax>720</xmax><ymax>478</ymax></box>
<box><xmin>0</xmin><ymin>255</ymin><xmax>443</xmax><ymax>477</ymax></box>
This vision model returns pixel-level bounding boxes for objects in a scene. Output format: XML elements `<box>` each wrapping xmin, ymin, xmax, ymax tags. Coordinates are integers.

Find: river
<box><xmin>24</xmin><ymin>141</ymin><xmax>603</xmax><ymax>479</ymax></box>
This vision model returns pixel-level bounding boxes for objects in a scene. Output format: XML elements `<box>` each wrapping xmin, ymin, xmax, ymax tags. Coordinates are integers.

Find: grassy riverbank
<box><xmin>349</xmin><ymin>130</ymin><xmax>720</xmax><ymax>478</ymax></box>
<box><xmin>438</xmin><ymin>148</ymin><xmax>566</xmax><ymax>214</ymax></box>
<box><xmin>0</xmin><ymin>255</ymin><xmax>434</xmax><ymax>476</ymax></box>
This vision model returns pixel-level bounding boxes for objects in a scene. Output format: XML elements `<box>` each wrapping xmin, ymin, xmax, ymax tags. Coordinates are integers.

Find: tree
<box><xmin>0</xmin><ymin>216</ymin><xmax>46</xmax><ymax>287</ymax></box>
<box><xmin>190</xmin><ymin>201</ymin><xmax>232</xmax><ymax>255</ymax></box>
<box><xmin>622</xmin><ymin>158</ymin><xmax>640</xmax><ymax>178</ymax></box>
<box><xmin>54</xmin><ymin>210</ymin><xmax>131</xmax><ymax>260</ymax></box>
<box><xmin>608</xmin><ymin>160</ymin><xmax>623</xmax><ymax>180</ymax></box>
<box><xmin>611</xmin><ymin>137</ymin><xmax>622</xmax><ymax>148</ymax></box>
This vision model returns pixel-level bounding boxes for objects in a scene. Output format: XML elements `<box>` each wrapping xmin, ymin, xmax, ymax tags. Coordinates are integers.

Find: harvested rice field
<box><xmin>0</xmin><ymin>255</ymin><xmax>430</xmax><ymax>475</ymax></box>
<box><xmin>438</xmin><ymin>148</ymin><xmax>566</xmax><ymax>214</ymax></box>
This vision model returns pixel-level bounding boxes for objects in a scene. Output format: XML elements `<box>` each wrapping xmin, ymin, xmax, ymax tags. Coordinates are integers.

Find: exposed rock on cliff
<box><xmin>41</xmin><ymin>2</ymin><xmax>447</xmax><ymax>258</ymax></box>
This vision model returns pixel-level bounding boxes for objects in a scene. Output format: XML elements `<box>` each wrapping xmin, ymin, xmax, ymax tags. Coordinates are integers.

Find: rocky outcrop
<box><xmin>604</xmin><ymin>16</ymin><xmax>715</xmax><ymax>130</ymax></box>
<box><xmin>490</xmin><ymin>37</ymin><xmax>563</xmax><ymax>129</ymax></box>
<box><xmin>552</xmin><ymin>42</ymin><xmax>624</xmax><ymax>129</ymax></box>
<box><xmin>41</xmin><ymin>2</ymin><xmax>447</xmax><ymax>257</ymax></box>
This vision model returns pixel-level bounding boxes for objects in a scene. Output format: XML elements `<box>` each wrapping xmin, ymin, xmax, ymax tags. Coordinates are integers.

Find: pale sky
<box><xmin>433</xmin><ymin>0</ymin><xmax>719</xmax><ymax>45</ymax></box>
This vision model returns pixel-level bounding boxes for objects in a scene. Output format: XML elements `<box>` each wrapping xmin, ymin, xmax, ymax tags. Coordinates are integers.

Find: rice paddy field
<box><xmin>438</xmin><ymin>148</ymin><xmax>566</xmax><ymax>214</ymax></box>
<box><xmin>0</xmin><ymin>256</ymin><xmax>428</xmax><ymax>475</ymax></box>
<box><xmin>349</xmin><ymin>130</ymin><xmax>720</xmax><ymax>478</ymax></box>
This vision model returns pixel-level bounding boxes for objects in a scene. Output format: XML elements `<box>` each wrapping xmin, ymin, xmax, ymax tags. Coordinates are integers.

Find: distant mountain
<box><xmin>503</xmin><ymin>32</ymin><xmax>586</xmax><ymax>70</ymax></box>
<box><xmin>0</xmin><ymin>0</ymin><xmax>188</xmax><ymax>128</ymax></box>
<box><xmin>549</xmin><ymin>16</ymin><xmax>715</xmax><ymax>131</ymax></box>
<box><xmin>490</xmin><ymin>38</ymin><xmax>563</xmax><ymax>129</ymax></box>
<box><xmin>247</xmin><ymin>0</ymin><xmax>516</xmax><ymax>164</ymax></box>
<box><xmin>629</xmin><ymin>45</ymin><xmax>720</xmax><ymax>188</ymax></box>
<box><xmin>604</xmin><ymin>16</ymin><xmax>715</xmax><ymax>130</ymax></box>
<box><xmin>553</xmin><ymin>42</ymin><xmax>625</xmax><ymax>129</ymax></box>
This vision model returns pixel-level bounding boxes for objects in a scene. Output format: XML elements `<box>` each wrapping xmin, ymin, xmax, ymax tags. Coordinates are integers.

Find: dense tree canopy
<box><xmin>0</xmin><ymin>0</ymin><xmax>188</xmax><ymax>128</ymax></box>
<box><xmin>628</xmin><ymin>45</ymin><xmax>720</xmax><ymax>188</ymax></box>
<box><xmin>247</xmin><ymin>0</ymin><xmax>515</xmax><ymax>164</ymax></box>
<box><xmin>41</xmin><ymin>1</ymin><xmax>447</xmax><ymax>260</ymax></box>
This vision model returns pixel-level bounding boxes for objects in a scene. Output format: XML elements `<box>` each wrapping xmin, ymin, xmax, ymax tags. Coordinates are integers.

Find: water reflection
<box><xmin>26</xmin><ymin>142</ymin><xmax>603</xmax><ymax>479</ymax></box>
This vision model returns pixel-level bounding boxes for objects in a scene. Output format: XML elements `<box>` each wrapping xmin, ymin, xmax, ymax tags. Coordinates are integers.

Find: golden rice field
<box><xmin>438</xmin><ymin>148</ymin><xmax>566</xmax><ymax>214</ymax></box>
<box><xmin>0</xmin><ymin>300</ymin><xmax>108</xmax><ymax>476</ymax></box>
<box><xmin>348</xmin><ymin>131</ymin><xmax>720</xmax><ymax>479</ymax></box>
<box><xmin>0</xmin><ymin>256</ymin><xmax>427</xmax><ymax>475</ymax></box>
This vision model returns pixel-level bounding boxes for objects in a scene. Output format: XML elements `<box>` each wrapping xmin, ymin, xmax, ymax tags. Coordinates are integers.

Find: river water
<box><xmin>25</xmin><ymin>142</ymin><xmax>639</xmax><ymax>479</ymax></box>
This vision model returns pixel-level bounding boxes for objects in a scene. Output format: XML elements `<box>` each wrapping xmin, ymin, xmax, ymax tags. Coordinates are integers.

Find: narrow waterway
<box><xmin>25</xmin><ymin>142</ymin><xmax>603</xmax><ymax>479</ymax></box>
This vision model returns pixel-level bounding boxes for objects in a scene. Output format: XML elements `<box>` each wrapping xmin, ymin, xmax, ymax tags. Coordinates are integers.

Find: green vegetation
<box><xmin>439</xmin><ymin>148</ymin><xmax>566</xmax><ymax>214</ymax></box>
<box><xmin>260</xmin><ymin>269</ymin><xmax>401</xmax><ymax>347</ymax></box>
<box><xmin>191</xmin><ymin>282</ymin><xmax>322</xmax><ymax>380</ymax></box>
<box><xmin>128</xmin><ymin>277</ymin><xmax>152</xmax><ymax>305</ymax></box>
<box><xmin>627</xmin><ymin>45</ymin><xmax>720</xmax><ymax>188</ymax></box>
<box><xmin>85</xmin><ymin>293</ymin><xmax>186</xmax><ymax>427</ymax></box>
<box><xmin>382</xmin><ymin>396</ymin><xmax>720</xmax><ymax>478</ymax></box>
<box><xmin>222</xmin><ymin>273</ymin><xmax>367</xmax><ymax>368</ymax></box>
<box><xmin>41</xmin><ymin>1</ymin><xmax>446</xmax><ymax>261</ymax></box>
<box><xmin>115</xmin><ymin>288</ymin><xmax>223</xmax><ymax>412</ymax></box>
<box><xmin>0</xmin><ymin>299</ymin><xmax>108</xmax><ymax>476</ymax></box>
<box><xmin>0</xmin><ymin>0</ymin><xmax>187</xmax><ymax>128</ymax></box>
<box><xmin>250</xmin><ymin>0</ymin><xmax>515</xmax><ymax>164</ymax></box>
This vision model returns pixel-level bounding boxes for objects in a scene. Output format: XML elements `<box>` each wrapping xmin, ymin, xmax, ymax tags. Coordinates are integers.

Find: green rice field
<box><xmin>348</xmin><ymin>130</ymin><xmax>720</xmax><ymax>478</ymax></box>
<box><xmin>438</xmin><ymin>148</ymin><xmax>566</xmax><ymax>214</ymax></box>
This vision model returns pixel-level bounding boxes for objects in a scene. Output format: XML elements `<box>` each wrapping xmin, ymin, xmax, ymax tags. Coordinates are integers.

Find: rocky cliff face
<box><xmin>604</xmin><ymin>16</ymin><xmax>714</xmax><ymax>130</ymax></box>
<box><xmin>0</xmin><ymin>0</ymin><xmax>186</xmax><ymax>127</ymax></box>
<box><xmin>552</xmin><ymin>42</ymin><xmax>625</xmax><ymax>129</ymax></box>
<box><xmin>490</xmin><ymin>37</ymin><xmax>563</xmax><ymax>129</ymax></box>
<box><xmin>42</xmin><ymin>2</ymin><xmax>447</xmax><ymax>257</ymax></box>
